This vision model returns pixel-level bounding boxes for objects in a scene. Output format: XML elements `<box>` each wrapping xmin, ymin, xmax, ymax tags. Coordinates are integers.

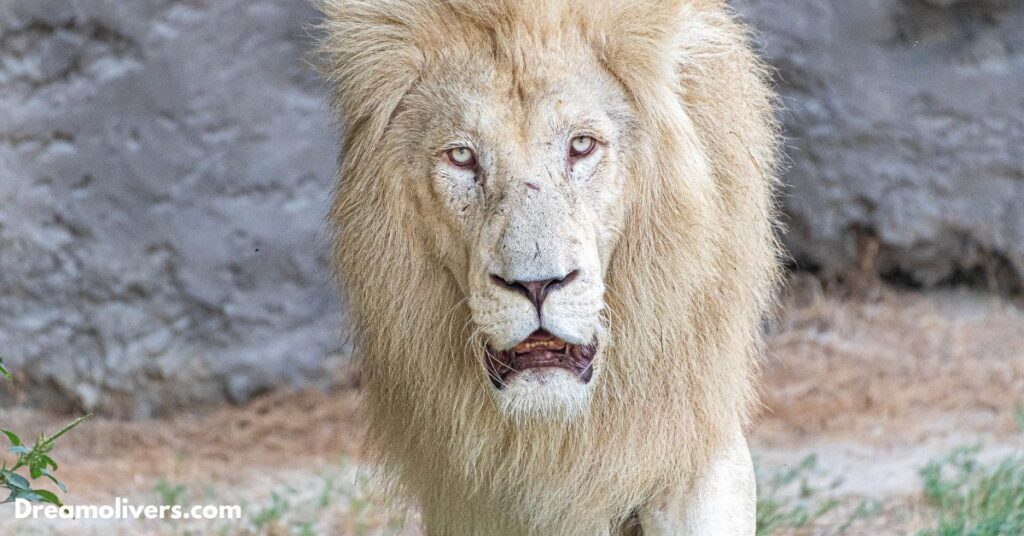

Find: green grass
<box><xmin>917</xmin><ymin>446</ymin><xmax>1024</xmax><ymax>536</ymax></box>
<box><xmin>756</xmin><ymin>447</ymin><xmax>1024</xmax><ymax>535</ymax></box>
<box><xmin>249</xmin><ymin>489</ymin><xmax>291</xmax><ymax>530</ymax></box>
<box><xmin>154</xmin><ymin>478</ymin><xmax>190</xmax><ymax>506</ymax></box>
<box><xmin>755</xmin><ymin>454</ymin><xmax>843</xmax><ymax>535</ymax></box>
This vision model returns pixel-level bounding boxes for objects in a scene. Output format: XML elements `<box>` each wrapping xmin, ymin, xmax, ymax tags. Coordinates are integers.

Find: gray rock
<box><xmin>733</xmin><ymin>0</ymin><xmax>1024</xmax><ymax>290</ymax></box>
<box><xmin>0</xmin><ymin>0</ymin><xmax>342</xmax><ymax>416</ymax></box>
<box><xmin>2</xmin><ymin>0</ymin><xmax>1022</xmax><ymax>415</ymax></box>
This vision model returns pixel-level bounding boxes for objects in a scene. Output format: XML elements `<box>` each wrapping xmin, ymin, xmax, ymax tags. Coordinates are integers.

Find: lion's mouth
<box><xmin>485</xmin><ymin>330</ymin><xmax>597</xmax><ymax>389</ymax></box>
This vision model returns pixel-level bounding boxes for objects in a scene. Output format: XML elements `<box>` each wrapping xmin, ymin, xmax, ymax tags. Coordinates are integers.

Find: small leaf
<box><xmin>8</xmin><ymin>445</ymin><xmax>31</xmax><ymax>455</ymax></box>
<box><xmin>30</xmin><ymin>465</ymin><xmax>42</xmax><ymax>479</ymax></box>
<box><xmin>41</xmin><ymin>455</ymin><xmax>57</xmax><ymax>471</ymax></box>
<box><xmin>31</xmin><ymin>489</ymin><xmax>62</xmax><ymax>506</ymax></box>
<box><xmin>0</xmin><ymin>358</ymin><xmax>10</xmax><ymax>379</ymax></box>
<box><xmin>42</xmin><ymin>471</ymin><xmax>67</xmax><ymax>492</ymax></box>
<box><xmin>4</xmin><ymin>489</ymin><xmax>43</xmax><ymax>503</ymax></box>
<box><xmin>2</xmin><ymin>430</ymin><xmax>22</xmax><ymax>446</ymax></box>
<box><xmin>4</xmin><ymin>471</ymin><xmax>31</xmax><ymax>490</ymax></box>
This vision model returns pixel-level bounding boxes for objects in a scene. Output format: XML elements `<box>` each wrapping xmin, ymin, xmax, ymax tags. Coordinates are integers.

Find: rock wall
<box><xmin>734</xmin><ymin>0</ymin><xmax>1024</xmax><ymax>290</ymax></box>
<box><xmin>1</xmin><ymin>0</ymin><xmax>1021</xmax><ymax>414</ymax></box>
<box><xmin>0</xmin><ymin>0</ymin><xmax>342</xmax><ymax>416</ymax></box>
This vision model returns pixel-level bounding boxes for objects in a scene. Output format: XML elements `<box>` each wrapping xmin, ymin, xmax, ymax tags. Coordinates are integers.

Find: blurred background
<box><xmin>0</xmin><ymin>0</ymin><xmax>1021</xmax><ymax>534</ymax></box>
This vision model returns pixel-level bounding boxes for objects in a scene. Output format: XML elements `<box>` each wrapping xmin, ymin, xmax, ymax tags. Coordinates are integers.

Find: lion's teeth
<box><xmin>514</xmin><ymin>339</ymin><xmax>569</xmax><ymax>353</ymax></box>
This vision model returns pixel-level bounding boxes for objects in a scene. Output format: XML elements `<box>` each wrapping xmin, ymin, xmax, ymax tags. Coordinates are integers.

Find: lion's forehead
<box><xmin>411</xmin><ymin>42</ymin><xmax>625</xmax><ymax>142</ymax></box>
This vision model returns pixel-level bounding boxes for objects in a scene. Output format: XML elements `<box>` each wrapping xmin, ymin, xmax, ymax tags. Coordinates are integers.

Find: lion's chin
<box><xmin>493</xmin><ymin>368</ymin><xmax>593</xmax><ymax>420</ymax></box>
<box><xmin>484</xmin><ymin>330</ymin><xmax>599</xmax><ymax>419</ymax></box>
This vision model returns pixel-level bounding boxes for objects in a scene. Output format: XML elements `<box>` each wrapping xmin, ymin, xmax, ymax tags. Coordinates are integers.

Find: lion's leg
<box><xmin>637</xmin><ymin>429</ymin><xmax>756</xmax><ymax>536</ymax></box>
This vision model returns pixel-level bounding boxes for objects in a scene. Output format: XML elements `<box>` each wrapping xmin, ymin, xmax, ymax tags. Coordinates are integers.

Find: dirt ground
<box><xmin>1</xmin><ymin>279</ymin><xmax>1022</xmax><ymax>535</ymax></box>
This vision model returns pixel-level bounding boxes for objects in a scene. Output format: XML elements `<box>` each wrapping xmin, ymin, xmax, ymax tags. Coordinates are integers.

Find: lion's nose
<box><xmin>489</xmin><ymin>270</ymin><xmax>580</xmax><ymax>315</ymax></box>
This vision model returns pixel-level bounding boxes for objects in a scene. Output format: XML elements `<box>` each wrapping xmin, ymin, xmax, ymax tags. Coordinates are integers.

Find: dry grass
<box><xmin>757</xmin><ymin>277</ymin><xmax>1024</xmax><ymax>445</ymax></box>
<box><xmin>0</xmin><ymin>388</ymin><xmax>364</xmax><ymax>504</ymax></box>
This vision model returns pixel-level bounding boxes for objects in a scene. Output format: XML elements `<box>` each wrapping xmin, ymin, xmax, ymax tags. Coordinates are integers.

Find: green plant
<box><xmin>756</xmin><ymin>454</ymin><xmax>841</xmax><ymax>535</ymax></box>
<box><xmin>154</xmin><ymin>478</ymin><xmax>189</xmax><ymax>506</ymax></box>
<box><xmin>250</xmin><ymin>490</ymin><xmax>291</xmax><ymax>529</ymax></box>
<box><xmin>0</xmin><ymin>356</ymin><xmax>90</xmax><ymax>506</ymax></box>
<box><xmin>918</xmin><ymin>446</ymin><xmax>1024</xmax><ymax>536</ymax></box>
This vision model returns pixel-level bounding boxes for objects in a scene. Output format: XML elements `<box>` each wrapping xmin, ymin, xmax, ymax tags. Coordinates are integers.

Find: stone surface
<box><xmin>734</xmin><ymin>0</ymin><xmax>1024</xmax><ymax>290</ymax></box>
<box><xmin>1</xmin><ymin>0</ymin><xmax>1022</xmax><ymax>414</ymax></box>
<box><xmin>0</xmin><ymin>0</ymin><xmax>341</xmax><ymax>416</ymax></box>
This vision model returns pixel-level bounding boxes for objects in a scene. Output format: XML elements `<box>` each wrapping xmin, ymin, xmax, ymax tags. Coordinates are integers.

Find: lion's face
<box><xmin>392</xmin><ymin>40</ymin><xmax>635</xmax><ymax>416</ymax></box>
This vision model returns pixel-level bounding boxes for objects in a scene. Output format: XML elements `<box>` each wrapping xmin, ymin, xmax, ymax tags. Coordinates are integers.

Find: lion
<box><xmin>317</xmin><ymin>0</ymin><xmax>781</xmax><ymax>533</ymax></box>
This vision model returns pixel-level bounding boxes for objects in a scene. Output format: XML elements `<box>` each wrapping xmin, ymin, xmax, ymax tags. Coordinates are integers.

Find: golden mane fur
<box><xmin>317</xmin><ymin>0</ymin><xmax>781</xmax><ymax>533</ymax></box>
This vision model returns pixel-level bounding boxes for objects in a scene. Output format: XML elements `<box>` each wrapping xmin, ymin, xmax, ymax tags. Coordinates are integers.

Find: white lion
<box><xmin>318</xmin><ymin>0</ymin><xmax>781</xmax><ymax>533</ymax></box>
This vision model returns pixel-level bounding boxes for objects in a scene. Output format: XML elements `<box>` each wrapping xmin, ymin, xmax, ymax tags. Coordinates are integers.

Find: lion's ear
<box><xmin>316</xmin><ymin>0</ymin><xmax>430</xmax><ymax>149</ymax></box>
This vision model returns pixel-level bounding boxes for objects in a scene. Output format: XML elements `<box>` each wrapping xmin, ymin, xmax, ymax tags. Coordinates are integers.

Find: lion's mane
<box><xmin>318</xmin><ymin>0</ymin><xmax>781</xmax><ymax>533</ymax></box>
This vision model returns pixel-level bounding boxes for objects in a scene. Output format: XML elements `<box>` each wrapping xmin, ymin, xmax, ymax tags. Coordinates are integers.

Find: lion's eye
<box><xmin>447</xmin><ymin>147</ymin><xmax>476</xmax><ymax>167</ymax></box>
<box><xmin>569</xmin><ymin>135</ymin><xmax>596</xmax><ymax>158</ymax></box>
